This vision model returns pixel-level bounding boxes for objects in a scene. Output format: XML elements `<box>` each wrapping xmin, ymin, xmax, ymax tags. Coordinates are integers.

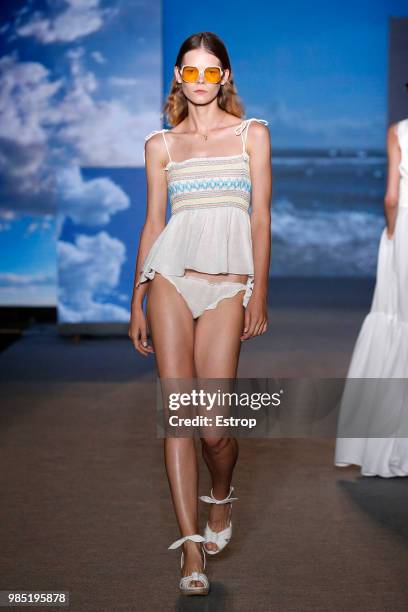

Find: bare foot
<box><xmin>182</xmin><ymin>540</ymin><xmax>206</xmax><ymax>588</ymax></box>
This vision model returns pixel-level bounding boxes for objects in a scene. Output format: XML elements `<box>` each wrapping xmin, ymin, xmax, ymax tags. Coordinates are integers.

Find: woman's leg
<box><xmin>146</xmin><ymin>273</ymin><xmax>204</xmax><ymax>587</ymax></box>
<box><xmin>194</xmin><ymin>289</ymin><xmax>246</xmax><ymax>552</ymax></box>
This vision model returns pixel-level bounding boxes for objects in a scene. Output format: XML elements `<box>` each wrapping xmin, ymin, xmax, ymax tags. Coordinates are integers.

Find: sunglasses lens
<box><xmin>181</xmin><ymin>66</ymin><xmax>199</xmax><ymax>82</ymax></box>
<box><xmin>204</xmin><ymin>67</ymin><xmax>222</xmax><ymax>83</ymax></box>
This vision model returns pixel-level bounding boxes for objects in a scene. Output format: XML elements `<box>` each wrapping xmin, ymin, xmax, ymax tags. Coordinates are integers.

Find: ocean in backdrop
<box><xmin>270</xmin><ymin>149</ymin><xmax>386</xmax><ymax>277</ymax></box>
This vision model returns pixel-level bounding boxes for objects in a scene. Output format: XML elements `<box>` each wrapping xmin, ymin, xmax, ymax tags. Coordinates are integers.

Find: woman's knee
<box><xmin>201</xmin><ymin>435</ymin><xmax>229</xmax><ymax>453</ymax></box>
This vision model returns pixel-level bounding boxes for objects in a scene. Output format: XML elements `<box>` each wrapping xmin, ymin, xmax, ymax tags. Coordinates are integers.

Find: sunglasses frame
<box><xmin>179</xmin><ymin>64</ymin><xmax>225</xmax><ymax>84</ymax></box>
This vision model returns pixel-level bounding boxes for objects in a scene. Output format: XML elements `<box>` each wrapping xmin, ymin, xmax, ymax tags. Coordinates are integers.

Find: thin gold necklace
<box><xmin>197</xmin><ymin>120</ymin><xmax>225</xmax><ymax>140</ymax></box>
<box><xmin>197</xmin><ymin>125</ymin><xmax>218</xmax><ymax>140</ymax></box>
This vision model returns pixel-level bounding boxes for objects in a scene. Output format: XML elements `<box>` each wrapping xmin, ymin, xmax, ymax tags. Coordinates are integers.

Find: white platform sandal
<box><xmin>199</xmin><ymin>485</ymin><xmax>238</xmax><ymax>555</ymax></box>
<box><xmin>168</xmin><ymin>534</ymin><xmax>210</xmax><ymax>596</ymax></box>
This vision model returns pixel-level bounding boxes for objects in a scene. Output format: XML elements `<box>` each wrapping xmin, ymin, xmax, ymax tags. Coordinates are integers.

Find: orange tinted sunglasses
<box><xmin>179</xmin><ymin>65</ymin><xmax>224</xmax><ymax>84</ymax></box>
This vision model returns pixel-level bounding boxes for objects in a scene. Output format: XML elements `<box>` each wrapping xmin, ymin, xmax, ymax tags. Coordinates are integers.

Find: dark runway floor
<box><xmin>1</xmin><ymin>281</ymin><xmax>408</xmax><ymax>611</ymax></box>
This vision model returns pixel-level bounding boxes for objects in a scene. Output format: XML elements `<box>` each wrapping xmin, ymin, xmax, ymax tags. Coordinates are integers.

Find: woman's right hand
<box><xmin>385</xmin><ymin>226</ymin><xmax>394</xmax><ymax>240</ymax></box>
<box><xmin>128</xmin><ymin>305</ymin><xmax>154</xmax><ymax>356</ymax></box>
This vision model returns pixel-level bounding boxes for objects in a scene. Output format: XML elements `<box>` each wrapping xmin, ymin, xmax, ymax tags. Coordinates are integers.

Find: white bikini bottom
<box><xmin>159</xmin><ymin>273</ymin><xmax>249</xmax><ymax>319</ymax></box>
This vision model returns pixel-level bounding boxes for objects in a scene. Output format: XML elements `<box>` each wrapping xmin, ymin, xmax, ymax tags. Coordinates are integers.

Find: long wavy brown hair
<box><xmin>163</xmin><ymin>32</ymin><xmax>245</xmax><ymax>127</ymax></box>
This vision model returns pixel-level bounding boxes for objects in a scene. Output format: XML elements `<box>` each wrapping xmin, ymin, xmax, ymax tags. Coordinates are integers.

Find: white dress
<box><xmin>334</xmin><ymin>118</ymin><xmax>408</xmax><ymax>477</ymax></box>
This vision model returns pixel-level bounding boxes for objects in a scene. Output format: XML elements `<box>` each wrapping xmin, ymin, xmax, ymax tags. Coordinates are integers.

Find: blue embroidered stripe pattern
<box><xmin>168</xmin><ymin>176</ymin><xmax>251</xmax><ymax>197</ymax></box>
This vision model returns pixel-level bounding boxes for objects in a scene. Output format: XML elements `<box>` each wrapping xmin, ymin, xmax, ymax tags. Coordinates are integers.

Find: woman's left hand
<box><xmin>240</xmin><ymin>294</ymin><xmax>268</xmax><ymax>341</ymax></box>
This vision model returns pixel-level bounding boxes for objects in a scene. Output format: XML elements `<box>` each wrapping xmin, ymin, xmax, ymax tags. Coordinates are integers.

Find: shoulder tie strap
<box><xmin>143</xmin><ymin>128</ymin><xmax>172</xmax><ymax>164</ymax></box>
<box><xmin>234</xmin><ymin>118</ymin><xmax>269</xmax><ymax>154</ymax></box>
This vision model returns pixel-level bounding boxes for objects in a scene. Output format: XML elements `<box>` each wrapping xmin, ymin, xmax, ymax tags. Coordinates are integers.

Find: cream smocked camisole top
<box><xmin>136</xmin><ymin>117</ymin><xmax>269</xmax><ymax>304</ymax></box>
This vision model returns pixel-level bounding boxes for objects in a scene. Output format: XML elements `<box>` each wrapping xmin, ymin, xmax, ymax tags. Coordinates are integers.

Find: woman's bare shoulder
<box><xmin>249</xmin><ymin>119</ymin><xmax>269</xmax><ymax>136</ymax></box>
<box><xmin>144</xmin><ymin>130</ymin><xmax>169</xmax><ymax>167</ymax></box>
<box><xmin>247</xmin><ymin>119</ymin><xmax>270</xmax><ymax>149</ymax></box>
<box><xmin>144</xmin><ymin>131</ymin><xmax>165</xmax><ymax>155</ymax></box>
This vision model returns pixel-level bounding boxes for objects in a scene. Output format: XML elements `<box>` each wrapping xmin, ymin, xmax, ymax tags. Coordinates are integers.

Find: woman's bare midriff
<box><xmin>184</xmin><ymin>268</ymin><xmax>248</xmax><ymax>284</ymax></box>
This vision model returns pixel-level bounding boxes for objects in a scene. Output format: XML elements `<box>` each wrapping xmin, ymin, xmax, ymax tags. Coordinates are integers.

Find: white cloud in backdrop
<box><xmin>57</xmin><ymin>47</ymin><xmax>158</xmax><ymax>166</ymax></box>
<box><xmin>0</xmin><ymin>55</ymin><xmax>61</xmax><ymax>214</ymax></box>
<box><xmin>0</xmin><ymin>272</ymin><xmax>55</xmax><ymax>286</ymax></box>
<box><xmin>0</xmin><ymin>271</ymin><xmax>56</xmax><ymax>306</ymax></box>
<box><xmin>0</xmin><ymin>50</ymin><xmax>158</xmax><ymax>218</ymax></box>
<box><xmin>58</xmin><ymin>231</ymin><xmax>129</xmax><ymax>322</ymax></box>
<box><xmin>57</xmin><ymin>165</ymin><xmax>130</xmax><ymax>226</ymax></box>
<box><xmin>91</xmin><ymin>50</ymin><xmax>106</xmax><ymax>64</ymax></box>
<box><xmin>54</xmin><ymin>165</ymin><xmax>131</xmax><ymax>323</ymax></box>
<box><xmin>16</xmin><ymin>0</ymin><xmax>113</xmax><ymax>44</ymax></box>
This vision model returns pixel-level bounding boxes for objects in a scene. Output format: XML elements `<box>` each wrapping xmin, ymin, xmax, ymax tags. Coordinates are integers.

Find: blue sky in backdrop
<box><xmin>164</xmin><ymin>0</ymin><xmax>408</xmax><ymax>148</ymax></box>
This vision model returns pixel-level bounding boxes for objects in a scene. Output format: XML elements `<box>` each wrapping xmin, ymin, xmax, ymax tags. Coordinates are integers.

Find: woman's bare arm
<box><xmin>384</xmin><ymin>122</ymin><xmax>401</xmax><ymax>238</ymax></box>
<box><xmin>241</xmin><ymin>122</ymin><xmax>272</xmax><ymax>340</ymax></box>
<box><xmin>130</xmin><ymin>134</ymin><xmax>169</xmax><ymax>309</ymax></box>
<box><xmin>128</xmin><ymin>133</ymin><xmax>168</xmax><ymax>355</ymax></box>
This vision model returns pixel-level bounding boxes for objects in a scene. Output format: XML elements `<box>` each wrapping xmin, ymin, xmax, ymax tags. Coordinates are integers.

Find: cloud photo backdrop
<box><xmin>0</xmin><ymin>0</ymin><xmax>161</xmax><ymax>319</ymax></box>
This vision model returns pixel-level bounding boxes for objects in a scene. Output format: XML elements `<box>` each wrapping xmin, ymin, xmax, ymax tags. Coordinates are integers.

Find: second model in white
<box><xmin>335</xmin><ymin>118</ymin><xmax>408</xmax><ymax>477</ymax></box>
